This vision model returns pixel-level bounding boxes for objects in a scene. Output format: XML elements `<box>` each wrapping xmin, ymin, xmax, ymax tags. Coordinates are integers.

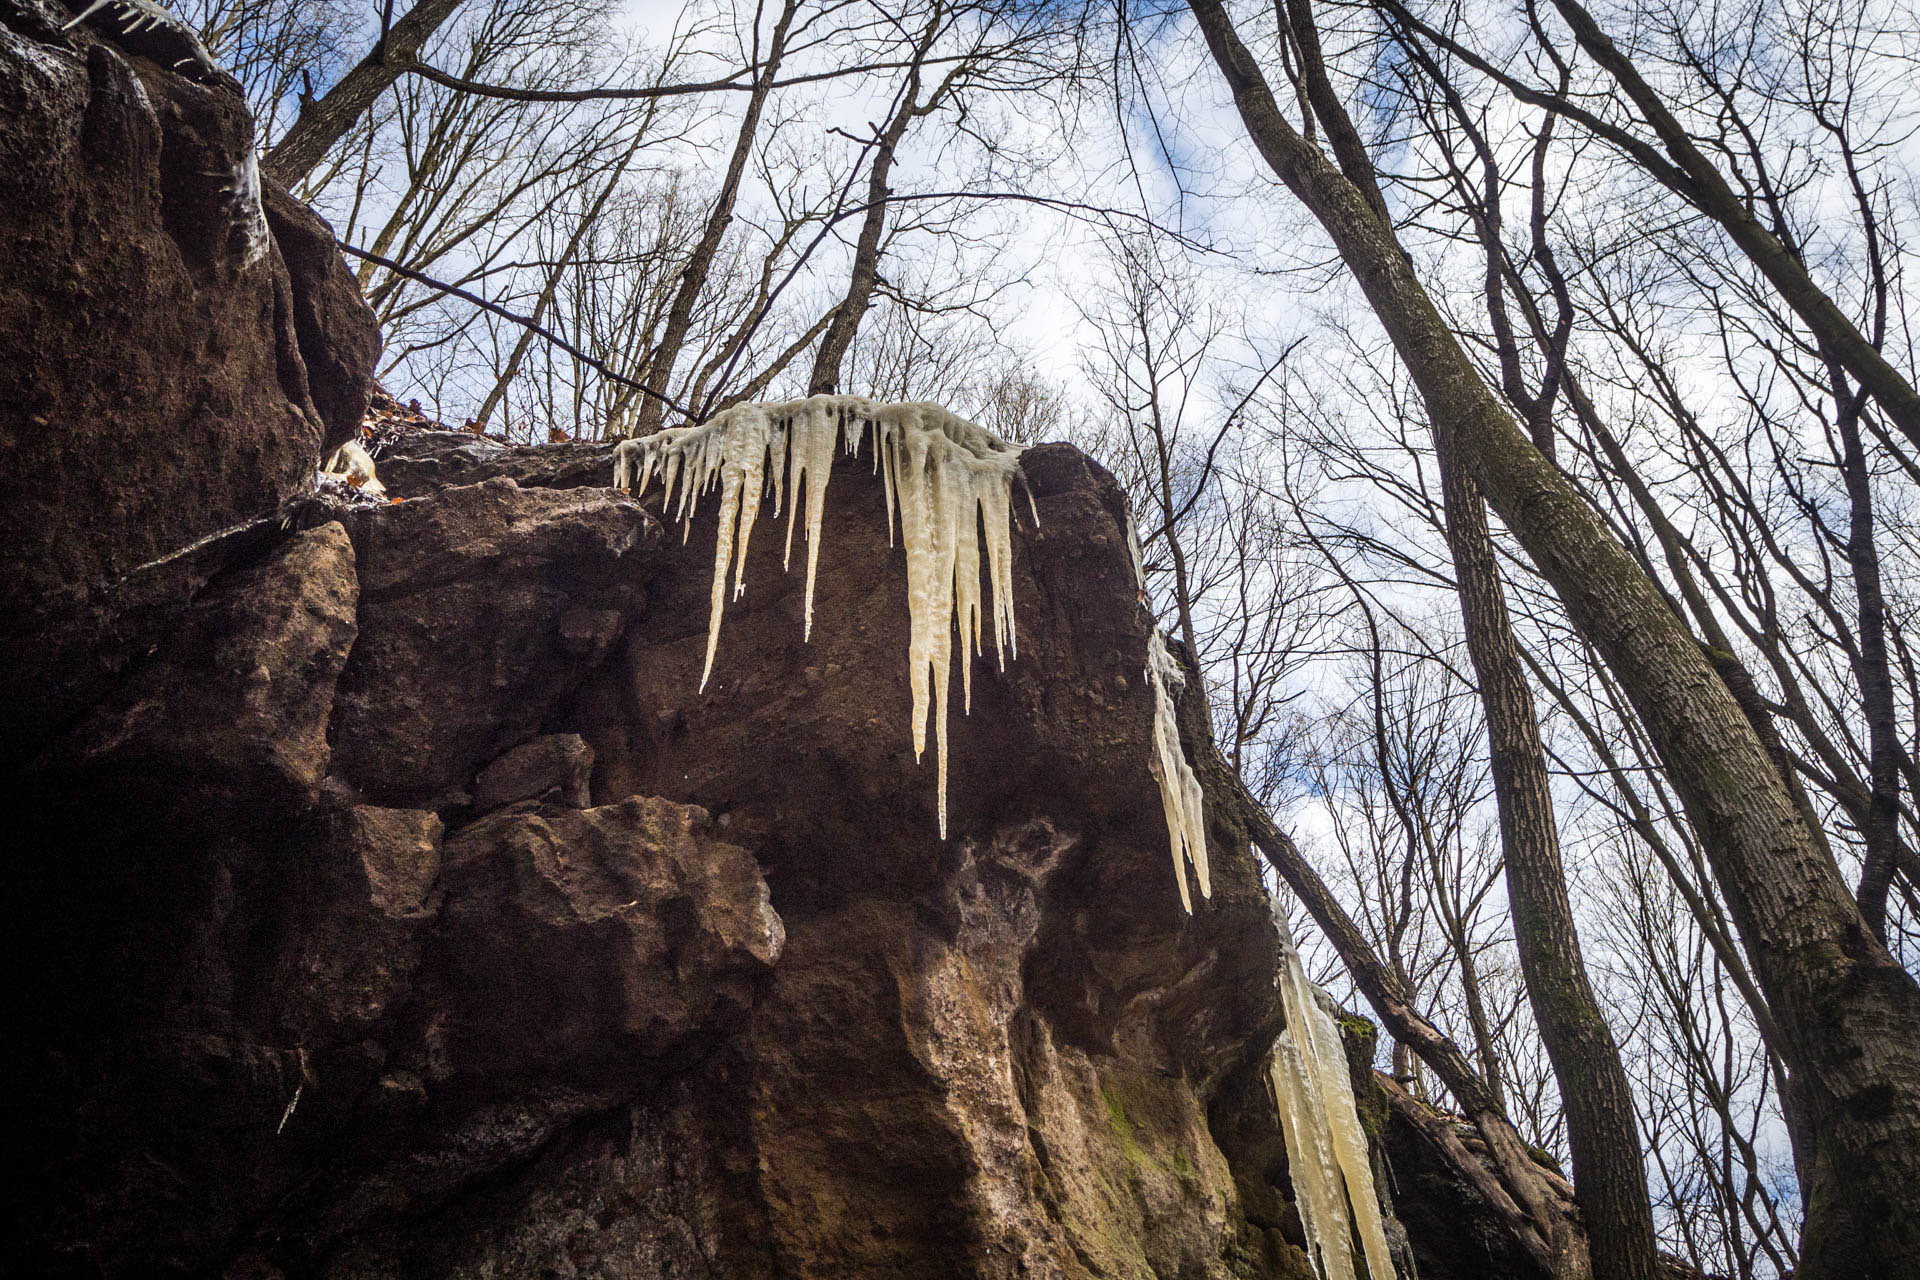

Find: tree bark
<box><xmin>1437</xmin><ymin>435</ymin><xmax>1661</xmax><ymax>1280</ymax></box>
<box><xmin>807</xmin><ymin>4</ymin><xmax>949</xmax><ymax>395</ymax></box>
<box><xmin>1831</xmin><ymin>382</ymin><xmax>1903</xmax><ymax>942</ymax></box>
<box><xmin>262</xmin><ymin>0</ymin><xmax>469</xmax><ymax>187</ymax></box>
<box><xmin>806</xmin><ymin>97</ymin><xmax>917</xmax><ymax>394</ymax></box>
<box><xmin>1183</xmin><ymin>2</ymin><xmax>1920</xmax><ymax>1274</ymax></box>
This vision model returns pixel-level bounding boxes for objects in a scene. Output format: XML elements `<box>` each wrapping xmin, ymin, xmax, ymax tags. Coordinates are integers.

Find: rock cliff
<box><xmin>0</xmin><ymin>0</ymin><xmax>377</xmax><ymax>763</ymax></box>
<box><xmin>2</xmin><ymin>6</ymin><xmax>1574</xmax><ymax>1276</ymax></box>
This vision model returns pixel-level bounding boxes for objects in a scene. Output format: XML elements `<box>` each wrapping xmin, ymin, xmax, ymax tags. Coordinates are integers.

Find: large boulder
<box><xmin>0</xmin><ymin>0</ymin><xmax>377</xmax><ymax>760</ymax></box>
<box><xmin>326</xmin><ymin>477</ymin><xmax>655</xmax><ymax>807</ymax></box>
<box><xmin>56</xmin><ymin>520</ymin><xmax>359</xmax><ymax>821</ymax></box>
<box><xmin>0</xmin><ymin>400</ymin><xmax>1586</xmax><ymax>1276</ymax></box>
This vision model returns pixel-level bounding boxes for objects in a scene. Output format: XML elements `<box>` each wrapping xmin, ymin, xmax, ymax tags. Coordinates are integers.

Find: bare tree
<box><xmin>1182</xmin><ymin>0</ymin><xmax>1920</xmax><ymax>1271</ymax></box>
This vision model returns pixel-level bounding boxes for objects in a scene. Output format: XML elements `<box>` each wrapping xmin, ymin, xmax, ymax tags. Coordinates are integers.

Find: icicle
<box><xmin>784</xmin><ymin>400</ymin><xmax>841</xmax><ymax>640</ymax></box>
<box><xmin>1145</xmin><ymin>631</ymin><xmax>1211</xmax><ymax>912</ymax></box>
<box><xmin>60</xmin><ymin>0</ymin><xmax>115</xmax><ymax>31</ymax></box>
<box><xmin>322</xmin><ymin>439</ymin><xmax>385</xmax><ymax>497</ymax></box>
<box><xmin>1125</xmin><ymin>518</ymin><xmax>1148</xmax><ymax>592</ymax></box>
<box><xmin>612</xmin><ymin>394</ymin><xmax>1024</xmax><ymax>839</ymax></box>
<box><xmin>1268</xmin><ymin>901</ymin><xmax>1399</xmax><ymax>1280</ymax></box>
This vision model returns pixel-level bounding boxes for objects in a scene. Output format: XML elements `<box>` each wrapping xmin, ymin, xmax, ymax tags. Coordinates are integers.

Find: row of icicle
<box><xmin>612</xmin><ymin>393</ymin><xmax>1207</xmax><ymax>910</ymax></box>
<box><xmin>613</xmin><ymin>395</ymin><xmax>1024</xmax><ymax>839</ymax></box>
<box><xmin>613</xmin><ymin>394</ymin><xmax>1394</xmax><ymax>1278</ymax></box>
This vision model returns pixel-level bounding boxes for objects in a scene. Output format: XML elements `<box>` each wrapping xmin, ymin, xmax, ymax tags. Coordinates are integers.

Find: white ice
<box><xmin>323</xmin><ymin>439</ymin><xmax>385</xmax><ymax>496</ymax></box>
<box><xmin>1145</xmin><ymin>630</ymin><xmax>1212</xmax><ymax>912</ymax></box>
<box><xmin>613</xmin><ymin>395</ymin><xmax>1024</xmax><ymax>837</ymax></box>
<box><xmin>228</xmin><ymin>150</ymin><xmax>271</xmax><ymax>269</ymax></box>
<box><xmin>614</xmin><ymin>394</ymin><xmax>1219</xmax><ymax>907</ymax></box>
<box><xmin>1269</xmin><ymin>901</ymin><xmax>1398</xmax><ymax>1280</ymax></box>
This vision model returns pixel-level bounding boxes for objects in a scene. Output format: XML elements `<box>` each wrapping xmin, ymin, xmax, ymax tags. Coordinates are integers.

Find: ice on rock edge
<box><xmin>613</xmin><ymin>395</ymin><xmax>1026</xmax><ymax>838</ymax></box>
<box><xmin>1145</xmin><ymin>631</ymin><xmax>1212</xmax><ymax>912</ymax></box>
<box><xmin>613</xmin><ymin>394</ymin><xmax>1218</xmax><ymax>911</ymax></box>
<box><xmin>322</xmin><ymin>439</ymin><xmax>385</xmax><ymax>497</ymax></box>
<box><xmin>1269</xmin><ymin>901</ymin><xmax>1398</xmax><ymax>1280</ymax></box>
<box><xmin>1126</xmin><ymin>511</ymin><xmax>1212</xmax><ymax>913</ymax></box>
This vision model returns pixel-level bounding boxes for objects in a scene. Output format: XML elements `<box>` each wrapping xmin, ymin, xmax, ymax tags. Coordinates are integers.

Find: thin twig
<box><xmin>334</xmin><ymin>242</ymin><xmax>695</xmax><ymax>420</ymax></box>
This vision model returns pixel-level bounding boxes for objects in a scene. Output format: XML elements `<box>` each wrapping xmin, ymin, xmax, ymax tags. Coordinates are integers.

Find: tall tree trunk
<box><xmin>805</xmin><ymin>98</ymin><xmax>916</xmax><ymax>394</ymax></box>
<box><xmin>1183</xmin><ymin>2</ymin><xmax>1920</xmax><ymax>1274</ymax></box>
<box><xmin>1438</xmin><ymin>435</ymin><xmax>1661</xmax><ymax>1280</ymax></box>
<box><xmin>632</xmin><ymin>0</ymin><xmax>800</xmax><ymax>433</ymax></box>
<box><xmin>262</xmin><ymin>0</ymin><xmax>469</xmax><ymax>187</ymax></box>
<box><xmin>807</xmin><ymin>3</ymin><xmax>949</xmax><ymax>395</ymax></box>
<box><xmin>1831</xmin><ymin>377</ymin><xmax>1903</xmax><ymax>942</ymax></box>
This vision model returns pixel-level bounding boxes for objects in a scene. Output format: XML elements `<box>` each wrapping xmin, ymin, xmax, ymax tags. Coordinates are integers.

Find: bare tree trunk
<box><xmin>1438</xmin><ymin>435</ymin><xmax>1660</xmax><ymax>1280</ymax></box>
<box><xmin>807</xmin><ymin>5</ymin><xmax>949</xmax><ymax>395</ymax></box>
<box><xmin>1183</xmin><ymin>2</ymin><xmax>1920</xmax><ymax>1273</ymax></box>
<box><xmin>806</xmin><ymin>100</ymin><xmax>916</xmax><ymax>394</ymax></box>
<box><xmin>632</xmin><ymin>0</ymin><xmax>800</xmax><ymax>433</ymax></box>
<box><xmin>1831</xmin><ymin>376</ymin><xmax>1903</xmax><ymax>942</ymax></box>
<box><xmin>262</xmin><ymin>0</ymin><xmax>469</xmax><ymax>186</ymax></box>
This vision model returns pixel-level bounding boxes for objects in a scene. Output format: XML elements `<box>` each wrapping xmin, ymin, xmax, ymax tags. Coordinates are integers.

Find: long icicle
<box><xmin>1145</xmin><ymin>630</ymin><xmax>1212</xmax><ymax>912</ymax></box>
<box><xmin>616</xmin><ymin>393</ymin><xmax>1220</xmax><ymax>911</ymax></box>
<box><xmin>1269</xmin><ymin>899</ymin><xmax>1399</xmax><ymax>1280</ymax></box>
<box><xmin>614</xmin><ymin>395</ymin><xmax>1024</xmax><ymax>838</ymax></box>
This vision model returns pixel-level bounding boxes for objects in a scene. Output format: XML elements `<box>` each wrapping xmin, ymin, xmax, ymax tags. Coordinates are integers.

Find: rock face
<box><xmin>7</xmin><ymin>413</ymin><xmax>1300</xmax><ymax>1277</ymax></box>
<box><xmin>4</xmin><ymin>19</ymin><xmax>1573</xmax><ymax>1278</ymax></box>
<box><xmin>471</xmin><ymin>733</ymin><xmax>596</xmax><ymax>812</ymax></box>
<box><xmin>0</xmin><ymin>0</ymin><xmax>378</xmax><ymax>761</ymax></box>
<box><xmin>7</xmin><ymin>409</ymin><xmax>1574</xmax><ymax>1278</ymax></box>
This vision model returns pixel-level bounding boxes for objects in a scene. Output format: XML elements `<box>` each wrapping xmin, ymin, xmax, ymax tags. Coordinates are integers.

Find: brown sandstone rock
<box><xmin>57</xmin><ymin>520</ymin><xmax>358</xmax><ymax>821</ymax></box>
<box><xmin>471</xmin><ymin>733</ymin><xmax>595</xmax><ymax>811</ymax></box>
<box><xmin>261</xmin><ymin>180</ymin><xmax>382</xmax><ymax>453</ymax></box>
<box><xmin>2</xmin><ymin>409</ymin><xmax>1563</xmax><ymax>1277</ymax></box>
<box><xmin>326</xmin><ymin>477</ymin><xmax>656</xmax><ymax>807</ymax></box>
<box><xmin>0</xmin><ymin>78</ymin><xmax>1566</xmax><ymax>1261</ymax></box>
<box><xmin>431</xmin><ymin>796</ymin><xmax>783</xmax><ymax>1082</ymax></box>
<box><xmin>0</xmin><ymin>0</ymin><xmax>378</xmax><ymax>761</ymax></box>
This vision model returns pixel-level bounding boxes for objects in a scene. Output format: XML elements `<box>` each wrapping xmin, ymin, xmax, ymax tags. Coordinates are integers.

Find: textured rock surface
<box><xmin>261</xmin><ymin>180</ymin><xmax>382</xmax><ymax>453</ymax></box>
<box><xmin>56</xmin><ymin>520</ymin><xmax>360</xmax><ymax>820</ymax></box>
<box><xmin>326</xmin><ymin>478</ymin><xmax>653</xmax><ymax>808</ymax></box>
<box><xmin>472</xmin><ymin>732</ymin><xmax>596</xmax><ymax>811</ymax></box>
<box><xmin>0</xmin><ymin>0</ymin><xmax>378</xmax><ymax>761</ymax></box>
<box><xmin>4</xmin><ymin>23</ymin><xmax>1573</xmax><ymax>1273</ymax></box>
<box><xmin>8</xmin><ymin>415</ymin><xmax>1300</xmax><ymax>1277</ymax></box>
<box><xmin>4</xmin><ymin>403</ymin><xmax>1583</xmax><ymax>1277</ymax></box>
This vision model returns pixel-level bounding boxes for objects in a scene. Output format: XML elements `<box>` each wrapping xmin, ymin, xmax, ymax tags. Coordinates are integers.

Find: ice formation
<box><xmin>61</xmin><ymin>0</ymin><xmax>223</xmax><ymax>81</ymax></box>
<box><xmin>1145</xmin><ymin>630</ymin><xmax>1212</xmax><ymax>912</ymax></box>
<box><xmin>226</xmin><ymin>150</ymin><xmax>272</xmax><ymax>269</ymax></box>
<box><xmin>612</xmin><ymin>395</ymin><xmax>1025</xmax><ymax>838</ymax></box>
<box><xmin>323</xmin><ymin>439</ymin><xmax>386</xmax><ymax>497</ymax></box>
<box><xmin>612</xmin><ymin>392</ymin><xmax>1221</xmax><ymax>909</ymax></box>
<box><xmin>1269</xmin><ymin>902</ymin><xmax>1398</xmax><ymax>1280</ymax></box>
<box><xmin>1124</xmin><ymin>505</ymin><xmax>1211</xmax><ymax>912</ymax></box>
